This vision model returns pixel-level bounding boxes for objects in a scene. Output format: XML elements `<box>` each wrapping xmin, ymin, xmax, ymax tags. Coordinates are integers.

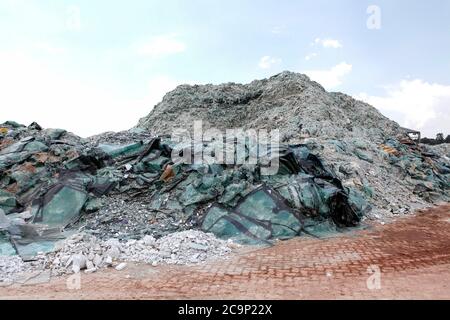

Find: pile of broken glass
<box><xmin>0</xmin><ymin>121</ymin><xmax>371</xmax><ymax>259</ymax></box>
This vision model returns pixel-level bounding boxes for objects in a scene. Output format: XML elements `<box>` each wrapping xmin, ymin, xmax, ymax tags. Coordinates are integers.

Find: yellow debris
<box><xmin>0</xmin><ymin>127</ymin><xmax>8</xmax><ymax>135</ymax></box>
<box><xmin>380</xmin><ymin>144</ymin><xmax>399</xmax><ymax>156</ymax></box>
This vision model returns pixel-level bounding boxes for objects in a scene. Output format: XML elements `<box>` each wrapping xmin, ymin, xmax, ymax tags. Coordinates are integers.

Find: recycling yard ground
<box><xmin>1</xmin><ymin>203</ymin><xmax>449</xmax><ymax>300</ymax></box>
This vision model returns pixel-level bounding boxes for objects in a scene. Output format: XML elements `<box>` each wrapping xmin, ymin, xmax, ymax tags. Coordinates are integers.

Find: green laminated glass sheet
<box><xmin>39</xmin><ymin>186</ymin><xmax>88</xmax><ymax>227</ymax></box>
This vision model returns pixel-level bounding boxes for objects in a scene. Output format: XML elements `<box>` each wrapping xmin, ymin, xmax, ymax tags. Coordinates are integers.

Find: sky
<box><xmin>0</xmin><ymin>0</ymin><xmax>449</xmax><ymax>138</ymax></box>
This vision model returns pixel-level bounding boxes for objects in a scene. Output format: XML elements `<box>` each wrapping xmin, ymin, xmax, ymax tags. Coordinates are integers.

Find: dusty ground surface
<box><xmin>1</xmin><ymin>203</ymin><xmax>449</xmax><ymax>300</ymax></box>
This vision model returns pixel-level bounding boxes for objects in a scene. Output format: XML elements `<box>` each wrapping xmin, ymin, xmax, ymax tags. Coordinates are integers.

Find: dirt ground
<box><xmin>1</xmin><ymin>203</ymin><xmax>449</xmax><ymax>300</ymax></box>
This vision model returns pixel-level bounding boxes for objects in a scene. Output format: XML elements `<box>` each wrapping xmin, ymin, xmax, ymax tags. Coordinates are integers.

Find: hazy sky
<box><xmin>0</xmin><ymin>0</ymin><xmax>449</xmax><ymax>137</ymax></box>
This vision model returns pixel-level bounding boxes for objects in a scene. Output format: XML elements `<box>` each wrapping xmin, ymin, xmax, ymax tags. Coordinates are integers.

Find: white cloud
<box><xmin>34</xmin><ymin>42</ymin><xmax>66</xmax><ymax>54</ymax></box>
<box><xmin>258</xmin><ymin>56</ymin><xmax>282</xmax><ymax>69</ymax></box>
<box><xmin>304</xmin><ymin>62</ymin><xmax>352</xmax><ymax>89</ymax></box>
<box><xmin>271</xmin><ymin>25</ymin><xmax>285</xmax><ymax>34</ymax></box>
<box><xmin>313</xmin><ymin>38</ymin><xmax>343</xmax><ymax>49</ymax></box>
<box><xmin>66</xmin><ymin>5</ymin><xmax>81</xmax><ymax>32</ymax></box>
<box><xmin>357</xmin><ymin>79</ymin><xmax>450</xmax><ymax>137</ymax></box>
<box><xmin>305</xmin><ymin>52</ymin><xmax>318</xmax><ymax>61</ymax></box>
<box><xmin>0</xmin><ymin>51</ymin><xmax>185</xmax><ymax>137</ymax></box>
<box><xmin>136</xmin><ymin>34</ymin><xmax>186</xmax><ymax>57</ymax></box>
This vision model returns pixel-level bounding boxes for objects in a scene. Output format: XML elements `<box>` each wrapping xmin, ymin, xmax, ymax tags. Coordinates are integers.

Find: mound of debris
<box><xmin>36</xmin><ymin>230</ymin><xmax>234</xmax><ymax>276</ymax></box>
<box><xmin>0</xmin><ymin>71</ymin><xmax>449</xmax><ymax>279</ymax></box>
<box><xmin>137</xmin><ymin>71</ymin><xmax>401</xmax><ymax>141</ymax></box>
<box><xmin>0</xmin><ymin>230</ymin><xmax>234</xmax><ymax>281</ymax></box>
<box><xmin>0</xmin><ymin>118</ymin><xmax>368</xmax><ymax>264</ymax></box>
<box><xmin>137</xmin><ymin>71</ymin><xmax>450</xmax><ymax>215</ymax></box>
<box><xmin>0</xmin><ymin>255</ymin><xmax>33</xmax><ymax>283</ymax></box>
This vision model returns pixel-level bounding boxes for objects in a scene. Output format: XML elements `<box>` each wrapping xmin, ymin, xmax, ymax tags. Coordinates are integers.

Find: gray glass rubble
<box><xmin>1</xmin><ymin>121</ymin><xmax>448</xmax><ymax>259</ymax></box>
